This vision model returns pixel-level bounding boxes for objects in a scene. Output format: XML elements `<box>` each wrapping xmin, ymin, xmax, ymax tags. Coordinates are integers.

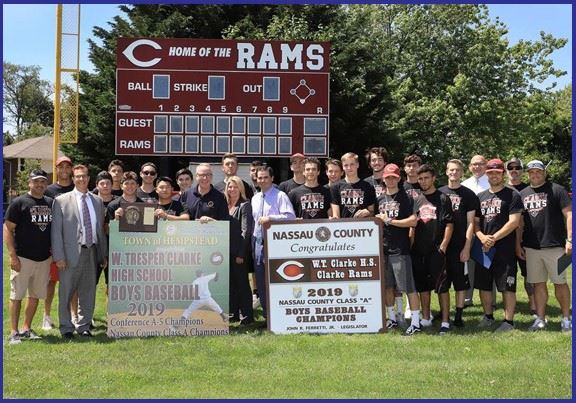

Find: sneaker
<box><xmin>452</xmin><ymin>318</ymin><xmax>464</xmax><ymax>328</ymax></box>
<box><xmin>438</xmin><ymin>326</ymin><xmax>450</xmax><ymax>335</ymax></box>
<box><xmin>528</xmin><ymin>318</ymin><xmax>546</xmax><ymax>332</ymax></box>
<box><xmin>494</xmin><ymin>321</ymin><xmax>514</xmax><ymax>333</ymax></box>
<box><xmin>19</xmin><ymin>329</ymin><xmax>42</xmax><ymax>340</ymax></box>
<box><xmin>561</xmin><ymin>319</ymin><xmax>572</xmax><ymax>332</ymax></box>
<box><xmin>405</xmin><ymin>324</ymin><xmax>421</xmax><ymax>336</ymax></box>
<box><xmin>477</xmin><ymin>316</ymin><xmax>495</xmax><ymax>328</ymax></box>
<box><xmin>386</xmin><ymin>319</ymin><xmax>398</xmax><ymax>329</ymax></box>
<box><xmin>420</xmin><ymin>318</ymin><xmax>433</xmax><ymax>328</ymax></box>
<box><xmin>8</xmin><ymin>334</ymin><xmax>22</xmax><ymax>345</ymax></box>
<box><xmin>42</xmin><ymin>315</ymin><xmax>54</xmax><ymax>330</ymax></box>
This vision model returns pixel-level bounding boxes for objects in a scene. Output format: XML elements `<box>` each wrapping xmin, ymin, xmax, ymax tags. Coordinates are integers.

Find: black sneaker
<box><xmin>19</xmin><ymin>329</ymin><xmax>42</xmax><ymax>340</ymax></box>
<box><xmin>453</xmin><ymin>318</ymin><xmax>464</xmax><ymax>328</ymax></box>
<box><xmin>240</xmin><ymin>317</ymin><xmax>254</xmax><ymax>326</ymax></box>
<box><xmin>386</xmin><ymin>319</ymin><xmax>398</xmax><ymax>329</ymax></box>
<box><xmin>80</xmin><ymin>330</ymin><xmax>93</xmax><ymax>337</ymax></box>
<box><xmin>62</xmin><ymin>332</ymin><xmax>74</xmax><ymax>340</ymax></box>
<box><xmin>438</xmin><ymin>326</ymin><xmax>450</xmax><ymax>335</ymax></box>
<box><xmin>405</xmin><ymin>324</ymin><xmax>421</xmax><ymax>336</ymax></box>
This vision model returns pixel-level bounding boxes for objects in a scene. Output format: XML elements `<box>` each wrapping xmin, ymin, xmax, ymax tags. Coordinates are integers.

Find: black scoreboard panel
<box><xmin>116</xmin><ymin>38</ymin><xmax>330</xmax><ymax>157</ymax></box>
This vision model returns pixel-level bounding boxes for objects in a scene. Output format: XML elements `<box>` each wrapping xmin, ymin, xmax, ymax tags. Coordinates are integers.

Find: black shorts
<box><xmin>474</xmin><ymin>253</ymin><xmax>517</xmax><ymax>293</ymax></box>
<box><xmin>444</xmin><ymin>249</ymin><xmax>471</xmax><ymax>292</ymax></box>
<box><xmin>411</xmin><ymin>248</ymin><xmax>446</xmax><ymax>293</ymax></box>
<box><xmin>517</xmin><ymin>257</ymin><xmax>527</xmax><ymax>278</ymax></box>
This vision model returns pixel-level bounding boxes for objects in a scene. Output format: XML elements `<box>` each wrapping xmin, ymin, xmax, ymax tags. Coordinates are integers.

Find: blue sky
<box><xmin>2</xmin><ymin>3</ymin><xmax>572</xmax><ymax>132</ymax></box>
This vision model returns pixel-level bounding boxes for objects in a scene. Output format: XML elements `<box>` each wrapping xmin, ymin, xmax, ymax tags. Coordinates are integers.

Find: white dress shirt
<box><xmin>461</xmin><ymin>174</ymin><xmax>489</xmax><ymax>195</ymax></box>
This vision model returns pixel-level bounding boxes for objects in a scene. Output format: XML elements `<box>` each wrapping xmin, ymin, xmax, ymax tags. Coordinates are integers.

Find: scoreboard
<box><xmin>116</xmin><ymin>38</ymin><xmax>330</xmax><ymax>157</ymax></box>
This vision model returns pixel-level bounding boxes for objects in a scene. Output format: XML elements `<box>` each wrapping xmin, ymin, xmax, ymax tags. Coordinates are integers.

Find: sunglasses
<box><xmin>507</xmin><ymin>166</ymin><xmax>522</xmax><ymax>171</ymax></box>
<box><xmin>142</xmin><ymin>171</ymin><xmax>157</xmax><ymax>176</ymax></box>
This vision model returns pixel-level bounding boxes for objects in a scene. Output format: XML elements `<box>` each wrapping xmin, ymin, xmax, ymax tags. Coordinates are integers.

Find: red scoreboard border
<box><xmin>116</xmin><ymin>38</ymin><xmax>330</xmax><ymax>158</ymax></box>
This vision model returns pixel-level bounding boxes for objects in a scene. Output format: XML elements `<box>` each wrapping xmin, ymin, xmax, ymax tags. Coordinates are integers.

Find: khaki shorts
<box><xmin>10</xmin><ymin>256</ymin><xmax>51</xmax><ymax>300</ymax></box>
<box><xmin>525</xmin><ymin>247</ymin><xmax>567</xmax><ymax>284</ymax></box>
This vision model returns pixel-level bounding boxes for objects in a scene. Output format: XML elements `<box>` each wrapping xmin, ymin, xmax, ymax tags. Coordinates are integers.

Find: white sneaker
<box><xmin>42</xmin><ymin>315</ymin><xmax>54</xmax><ymax>331</ymax></box>
<box><xmin>528</xmin><ymin>318</ymin><xmax>546</xmax><ymax>331</ymax></box>
<box><xmin>420</xmin><ymin>318</ymin><xmax>433</xmax><ymax>328</ymax></box>
<box><xmin>561</xmin><ymin>319</ymin><xmax>572</xmax><ymax>332</ymax></box>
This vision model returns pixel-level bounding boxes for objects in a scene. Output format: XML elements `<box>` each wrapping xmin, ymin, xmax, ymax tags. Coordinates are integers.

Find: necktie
<box><xmin>81</xmin><ymin>193</ymin><xmax>93</xmax><ymax>247</ymax></box>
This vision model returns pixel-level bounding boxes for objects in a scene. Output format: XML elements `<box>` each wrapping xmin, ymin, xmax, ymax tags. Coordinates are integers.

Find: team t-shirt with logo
<box><xmin>439</xmin><ymin>185</ymin><xmax>479</xmax><ymax>253</ymax></box>
<box><xmin>330</xmin><ymin>180</ymin><xmax>376</xmax><ymax>218</ymax></box>
<box><xmin>5</xmin><ymin>194</ymin><xmax>53</xmax><ymax>261</ymax></box>
<box><xmin>413</xmin><ymin>190</ymin><xmax>453</xmax><ymax>254</ymax></box>
<box><xmin>520</xmin><ymin>182</ymin><xmax>571</xmax><ymax>248</ymax></box>
<box><xmin>363</xmin><ymin>176</ymin><xmax>386</xmax><ymax>198</ymax></box>
<box><xmin>476</xmin><ymin>187</ymin><xmax>524</xmax><ymax>254</ymax></box>
<box><xmin>289</xmin><ymin>184</ymin><xmax>332</xmax><ymax>219</ymax></box>
<box><xmin>377</xmin><ymin>190</ymin><xmax>418</xmax><ymax>255</ymax></box>
<box><xmin>158</xmin><ymin>200</ymin><xmax>186</xmax><ymax>217</ymax></box>
<box><xmin>402</xmin><ymin>181</ymin><xmax>422</xmax><ymax>201</ymax></box>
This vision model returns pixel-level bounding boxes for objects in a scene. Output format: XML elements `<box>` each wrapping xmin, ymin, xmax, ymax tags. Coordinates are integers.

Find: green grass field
<box><xmin>2</xmin><ymin>245</ymin><xmax>572</xmax><ymax>398</ymax></box>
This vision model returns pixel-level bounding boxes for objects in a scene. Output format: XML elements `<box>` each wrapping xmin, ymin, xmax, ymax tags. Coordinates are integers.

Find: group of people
<box><xmin>4</xmin><ymin>148</ymin><xmax>572</xmax><ymax>344</ymax></box>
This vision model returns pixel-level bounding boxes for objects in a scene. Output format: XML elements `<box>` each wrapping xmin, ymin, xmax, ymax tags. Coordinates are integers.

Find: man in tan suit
<box><xmin>51</xmin><ymin>165</ymin><xmax>107</xmax><ymax>339</ymax></box>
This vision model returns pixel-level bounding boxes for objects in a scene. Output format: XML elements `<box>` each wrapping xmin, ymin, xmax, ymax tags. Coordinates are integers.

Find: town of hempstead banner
<box><xmin>116</xmin><ymin>38</ymin><xmax>330</xmax><ymax>157</ymax></box>
<box><xmin>265</xmin><ymin>219</ymin><xmax>385</xmax><ymax>334</ymax></box>
<box><xmin>107</xmin><ymin>220</ymin><xmax>229</xmax><ymax>338</ymax></box>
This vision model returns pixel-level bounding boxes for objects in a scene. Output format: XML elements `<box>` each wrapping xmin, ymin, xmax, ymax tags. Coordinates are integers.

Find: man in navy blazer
<box><xmin>51</xmin><ymin>164</ymin><xmax>107</xmax><ymax>339</ymax></box>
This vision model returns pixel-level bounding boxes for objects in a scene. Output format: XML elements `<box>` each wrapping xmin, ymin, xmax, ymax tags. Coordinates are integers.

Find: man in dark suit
<box><xmin>51</xmin><ymin>164</ymin><xmax>107</xmax><ymax>339</ymax></box>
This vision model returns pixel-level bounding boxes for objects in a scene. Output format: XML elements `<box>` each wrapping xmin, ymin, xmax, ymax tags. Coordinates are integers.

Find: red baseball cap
<box><xmin>290</xmin><ymin>153</ymin><xmax>305</xmax><ymax>163</ymax></box>
<box><xmin>486</xmin><ymin>159</ymin><xmax>505</xmax><ymax>173</ymax></box>
<box><xmin>55</xmin><ymin>156</ymin><xmax>72</xmax><ymax>166</ymax></box>
<box><xmin>382</xmin><ymin>163</ymin><xmax>400</xmax><ymax>178</ymax></box>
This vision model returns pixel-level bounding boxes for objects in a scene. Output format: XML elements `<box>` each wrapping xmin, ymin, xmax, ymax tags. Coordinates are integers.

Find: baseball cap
<box><xmin>526</xmin><ymin>160</ymin><xmax>545</xmax><ymax>171</ymax></box>
<box><xmin>505</xmin><ymin>158</ymin><xmax>523</xmax><ymax>170</ymax></box>
<box><xmin>290</xmin><ymin>153</ymin><xmax>305</xmax><ymax>163</ymax></box>
<box><xmin>55</xmin><ymin>156</ymin><xmax>72</xmax><ymax>166</ymax></box>
<box><xmin>382</xmin><ymin>163</ymin><xmax>401</xmax><ymax>178</ymax></box>
<box><xmin>485</xmin><ymin>159</ymin><xmax>505</xmax><ymax>173</ymax></box>
<box><xmin>29</xmin><ymin>169</ymin><xmax>48</xmax><ymax>181</ymax></box>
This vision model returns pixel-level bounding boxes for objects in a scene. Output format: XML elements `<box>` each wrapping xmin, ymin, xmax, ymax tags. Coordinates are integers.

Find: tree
<box><xmin>72</xmin><ymin>4</ymin><xmax>569</xmax><ymax>182</ymax></box>
<box><xmin>3</xmin><ymin>62</ymin><xmax>53</xmax><ymax>140</ymax></box>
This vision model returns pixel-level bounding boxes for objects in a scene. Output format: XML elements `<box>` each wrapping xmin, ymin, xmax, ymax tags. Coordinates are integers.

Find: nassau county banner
<box><xmin>107</xmin><ymin>220</ymin><xmax>229</xmax><ymax>338</ymax></box>
<box><xmin>265</xmin><ymin>218</ymin><xmax>385</xmax><ymax>334</ymax></box>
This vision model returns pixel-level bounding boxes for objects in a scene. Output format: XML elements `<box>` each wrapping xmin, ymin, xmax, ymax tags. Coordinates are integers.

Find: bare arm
<box><xmin>439</xmin><ymin>223</ymin><xmax>453</xmax><ymax>253</ymax></box>
<box><xmin>563</xmin><ymin>207</ymin><xmax>572</xmax><ymax>255</ymax></box>
<box><xmin>3</xmin><ymin>221</ymin><xmax>20</xmax><ymax>272</ymax></box>
<box><xmin>460</xmin><ymin>210</ymin><xmax>475</xmax><ymax>262</ymax></box>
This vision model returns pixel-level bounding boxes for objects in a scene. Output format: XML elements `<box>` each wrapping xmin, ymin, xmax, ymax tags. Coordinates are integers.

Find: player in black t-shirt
<box><xmin>504</xmin><ymin>158</ymin><xmax>535</xmax><ymax>315</ymax></box>
<box><xmin>376</xmin><ymin>163</ymin><xmax>422</xmax><ymax>336</ymax></box>
<box><xmin>107</xmin><ymin>172</ymin><xmax>144</xmax><ymax>223</ymax></box>
<box><xmin>137</xmin><ymin>162</ymin><xmax>159</xmax><ymax>204</ymax></box>
<box><xmin>411</xmin><ymin>164</ymin><xmax>454</xmax><ymax>334</ymax></box>
<box><xmin>153</xmin><ymin>176</ymin><xmax>189</xmax><ymax>221</ymax></box>
<box><xmin>213</xmin><ymin>153</ymin><xmax>254</xmax><ymax>200</ymax></box>
<box><xmin>439</xmin><ymin>159</ymin><xmax>479</xmax><ymax>329</ymax></box>
<box><xmin>4</xmin><ymin>169</ymin><xmax>53</xmax><ymax>344</ymax></box>
<box><xmin>324</xmin><ymin>158</ymin><xmax>344</xmax><ymax>190</ymax></box>
<box><xmin>402</xmin><ymin>154</ymin><xmax>423</xmax><ymax>201</ymax></box>
<box><xmin>519</xmin><ymin>160</ymin><xmax>572</xmax><ymax>332</ymax></box>
<box><xmin>279</xmin><ymin>153</ymin><xmax>306</xmax><ymax>195</ymax></box>
<box><xmin>330</xmin><ymin>152</ymin><xmax>376</xmax><ymax>218</ymax></box>
<box><xmin>363</xmin><ymin>147</ymin><xmax>388</xmax><ymax>198</ymax></box>
<box><xmin>475</xmin><ymin>159</ymin><xmax>524</xmax><ymax>332</ymax></box>
<box><xmin>288</xmin><ymin>158</ymin><xmax>331</xmax><ymax>219</ymax></box>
